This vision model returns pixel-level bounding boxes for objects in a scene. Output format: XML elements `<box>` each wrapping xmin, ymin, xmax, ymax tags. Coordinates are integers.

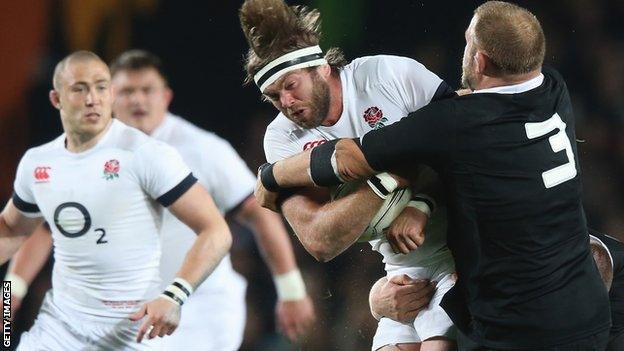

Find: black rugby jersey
<box><xmin>589</xmin><ymin>229</ymin><xmax>624</xmax><ymax>338</ymax></box>
<box><xmin>360</xmin><ymin>67</ymin><xmax>611</xmax><ymax>348</ymax></box>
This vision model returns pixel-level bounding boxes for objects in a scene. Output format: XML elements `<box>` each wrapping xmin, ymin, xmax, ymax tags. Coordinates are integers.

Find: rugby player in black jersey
<box><xmin>254</xmin><ymin>1</ymin><xmax>611</xmax><ymax>349</ymax></box>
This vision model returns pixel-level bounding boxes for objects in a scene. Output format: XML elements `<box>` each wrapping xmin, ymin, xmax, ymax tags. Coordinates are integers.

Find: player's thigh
<box><xmin>420</xmin><ymin>337</ymin><xmax>456</xmax><ymax>351</ymax></box>
<box><xmin>413</xmin><ymin>272</ymin><xmax>456</xmax><ymax>342</ymax></box>
<box><xmin>16</xmin><ymin>294</ymin><xmax>82</xmax><ymax>351</ymax></box>
<box><xmin>372</xmin><ymin>317</ymin><xmax>420</xmax><ymax>351</ymax></box>
<box><xmin>162</xmin><ymin>290</ymin><xmax>246</xmax><ymax>351</ymax></box>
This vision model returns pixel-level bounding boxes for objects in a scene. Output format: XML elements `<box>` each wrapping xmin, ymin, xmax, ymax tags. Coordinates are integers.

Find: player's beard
<box><xmin>289</xmin><ymin>71</ymin><xmax>330</xmax><ymax>129</ymax></box>
<box><xmin>461</xmin><ymin>45</ymin><xmax>477</xmax><ymax>90</ymax></box>
<box><xmin>461</xmin><ymin>60</ymin><xmax>475</xmax><ymax>90</ymax></box>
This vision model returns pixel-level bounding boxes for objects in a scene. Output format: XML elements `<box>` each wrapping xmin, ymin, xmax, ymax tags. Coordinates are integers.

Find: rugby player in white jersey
<box><xmin>240</xmin><ymin>1</ymin><xmax>456</xmax><ymax>350</ymax></box>
<box><xmin>5</xmin><ymin>50</ymin><xmax>316</xmax><ymax>350</ymax></box>
<box><xmin>0</xmin><ymin>51</ymin><xmax>232</xmax><ymax>350</ymax></box>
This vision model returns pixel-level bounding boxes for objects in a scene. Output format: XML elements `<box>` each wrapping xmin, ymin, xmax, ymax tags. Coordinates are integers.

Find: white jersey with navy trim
<box><xmin>264</xmin><ymin>55</ymin><xmax>444</xmax><ymax>162</ymax></box>
<box><xmin>152</xmin><ymin>113</ymin><xmax>255</xmax><ymax>292</ymax></box>
<box><xmin>263</xmin><ymin>55</ymin><xmax>452</xmax><ymax>268</ymax></box>
<box><xmin>12</xmin><ymin>119</ymin><xmax>194</xmax><ymax>320</ymax></box>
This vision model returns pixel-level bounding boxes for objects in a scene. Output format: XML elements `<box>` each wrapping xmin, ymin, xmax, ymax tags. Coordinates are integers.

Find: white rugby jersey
<box><xmin>152</xmin><ymin>114</ymin><xmax>255</xmax><ymax>292</ymax></box>
<box><xmin>12</xmin><ymin>119</ymin><xmax>195</xmax><ymax>320</ymax></box>
<box><xmin>264</xmin><ymin>55</ymin><xmax>452</xmax><ymax>267</ymax></box>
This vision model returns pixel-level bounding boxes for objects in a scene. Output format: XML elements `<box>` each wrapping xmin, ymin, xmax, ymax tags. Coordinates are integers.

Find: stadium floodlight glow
<box><xmin>254</xmin><ymin>45</ymin><xmax>327</xmax><ymax>92</ymax></box>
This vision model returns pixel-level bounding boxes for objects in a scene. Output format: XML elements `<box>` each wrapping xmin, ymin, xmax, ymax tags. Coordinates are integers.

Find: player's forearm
<box><xmin>284</xmin><ymin>187</ymin><xmax>383</xmax><ymax>262</ymax></box>
<box><xmin>0</xmin><ymin>236</ymin><xmax>28</xmax><ymax>265</ymax></box>
<box><xmin>7</xmin><ymin>225</ymin><xmax>53</xmax><ymax>285</ymax></box>
<box><xmin>0</xmin><ymin>209</ymin><xmax>36</xmax><ymax>264</ymax></box>
<box><xmin>174</xmin><ymin>223</ymin><xmax>232</xmax><ymax>288</ymax></box>
<box><xmin>269</xmin><ymin>139</ymin><xmax>375</xmax><ymax>190</ymax></box>
<box><xmin>271</xmin><ymin>149</ymin><xmax>315</xmax><ymax>188</ymax></box>
<box><xmin>239</xmin><ymin>202</ymin><xmax>298</xmax><ymax>275</ymax></box>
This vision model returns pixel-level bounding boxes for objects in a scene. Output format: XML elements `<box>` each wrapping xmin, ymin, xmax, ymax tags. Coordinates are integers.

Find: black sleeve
<box><xmin>360</xmin><ymin>99</ymin><xmax>457</xmax><ymax>173</ymax></box>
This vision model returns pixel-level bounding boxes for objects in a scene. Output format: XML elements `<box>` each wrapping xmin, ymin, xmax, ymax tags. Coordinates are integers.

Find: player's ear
<box><xmin>474</xmin><ymin>51</ymin><xmax>488</xmax><ymax>76</ymax></box>
<box><xmin>163</xmin><ymin>87</ymin><xmax>173</xmax><ymax>109</ymax></box>
<box><xmin>49</xmin><ymin>89</ymin><xmax>61</xmax><ymax>110</ymax></box>
<box><xmin>317</xmin><ymin>63</ymin><xmax>331</xmax><ymax>79</ymax></box>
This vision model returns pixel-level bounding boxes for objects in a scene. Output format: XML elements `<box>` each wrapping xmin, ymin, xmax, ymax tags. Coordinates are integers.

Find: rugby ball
<box><xmin>331</xmin><ymin>181</ymin><xmax>412</xmax><ymax>242</ymax></box>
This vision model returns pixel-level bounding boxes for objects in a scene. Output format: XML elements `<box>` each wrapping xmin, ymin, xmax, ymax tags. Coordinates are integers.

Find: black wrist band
<box><xmin>172</xmin><ymin>281</ymin><xmax>191</xmax><ymax>297</ymax></box>
<box><xmin>310</xmin><ymin>139</ymin><xmax>343</xmax><ymax>186</ymax></box>
<box><xmin>259</xmin><ymin>163</ymin><xmax>281</xmax><ymax>192</ymax></box>
<box><xmin>162</xmin><ymin>290</ymin><xmax>185</xmax><ymax>306</ymax></box>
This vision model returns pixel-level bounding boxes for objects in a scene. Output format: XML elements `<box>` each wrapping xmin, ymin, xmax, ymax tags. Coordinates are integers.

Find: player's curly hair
<box><xmin>239</xmin><ymin>0</ymin><xmax>346</xmax><ymax>85</ymax></box>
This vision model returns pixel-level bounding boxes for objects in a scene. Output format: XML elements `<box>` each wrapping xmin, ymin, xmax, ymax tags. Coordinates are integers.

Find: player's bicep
<box><xmin>168</xmin><ymin>183</ymin><xmax>227</xmax><ymax>235</ymax></box>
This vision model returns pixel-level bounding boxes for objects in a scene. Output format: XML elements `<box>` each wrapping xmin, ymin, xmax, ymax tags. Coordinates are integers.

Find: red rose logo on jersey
<box><xmin>363</xmin><ymin>107</ymin><xmax>388</xmax><ymax>129</ymax></box>
<box><xmin>34</xmin><ymin>166</ymin><xmax>51</xmax><ymax>183</ymax></box>
<box><xmin>103</xmin><ymin>160</ymin><xmax>120</xmax><ymax>180</ymax></box>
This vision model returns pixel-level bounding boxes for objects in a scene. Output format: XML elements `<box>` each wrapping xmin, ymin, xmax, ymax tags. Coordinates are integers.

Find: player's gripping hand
<box><xmin>385</xmin><ymin>206</ymin><xmax>428</xmax><ymax>254</ymax></box>
<box><xmin>130</xmin><ymin>297</ymin><xmax>181</xmax><ymax>343</ymax></box>
<box><xmin>370</xmin><ymin>275</ymin><xmax>436</xmax><ymax>323</ymax></box>
<box><xmin>276</xmin><ymin>296</ymin><xmax>317</xmax><ymax>342</ymax></box>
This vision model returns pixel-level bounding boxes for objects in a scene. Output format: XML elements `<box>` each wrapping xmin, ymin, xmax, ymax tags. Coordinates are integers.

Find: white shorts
<box><xmin>160</xmin><ymin>274</ymin><xmax>247</xmax><ymax>351</ymax></box>
<box><xmin>17</xmin><ymin>291</ymin><xmax>162</xmax><ymax>351</ymax></box>
<box><xmin>372</xmin><ymin>256</ymin><xmax>456</xmax><ymax>350</ymax></box>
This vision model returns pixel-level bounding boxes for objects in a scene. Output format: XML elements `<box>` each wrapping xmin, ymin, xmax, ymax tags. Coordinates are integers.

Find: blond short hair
<box><xmin>473</xmin><ymin>1</ymin><xmax>546</xmax><ymax>75</ymax></box>
<box><xmin>53</xmin><ymin>50</ymin><xmax>107</xmax><ymax>89</ymax></box>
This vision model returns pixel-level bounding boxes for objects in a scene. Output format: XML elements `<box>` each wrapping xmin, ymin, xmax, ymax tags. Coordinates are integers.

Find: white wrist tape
<box><xmin>273</xmin><ymin>269</ymin><xmax>307</xmax><ymax>301</ymax></box>
<box><xmin>173</xmin><ymin>277</ymin><xmax>194</xmax><ymax>295</ymax></box>
<box><xmin>161</xmin><ymin>277</ymin><xmax>194</xmax><ymax>306</ymax></box>
<box><xmin>5</xmin><ymin>273</ymin><xmax>28</xmax><ymax>299</ymax></box>
<box><xmin>367</xmin><ymin>173</ymin><xmax>399</xmax><ymax>199</ymax></box>
<box><xmin>407</xmin><ymin>200</ymin><xmax>432</xmax><ymax>218</ymax></box>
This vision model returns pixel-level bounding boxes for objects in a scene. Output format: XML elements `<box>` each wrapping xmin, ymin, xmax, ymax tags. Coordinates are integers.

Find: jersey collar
<box><xmin>473</xmin><ymin>73</ymin><xmax>544</xmax><ymax>95</ymax></box>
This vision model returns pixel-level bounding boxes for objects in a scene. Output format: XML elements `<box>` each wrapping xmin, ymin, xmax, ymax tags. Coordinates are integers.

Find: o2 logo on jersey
<box><xmin>53</xmin><ymin>202</ymin><xmax>107</xmax><ymax>244</ymax></box>
<box><xmin>363</xmin><ymin>107</ymin><xmax>388</xmax><ymax>130</ymax></box>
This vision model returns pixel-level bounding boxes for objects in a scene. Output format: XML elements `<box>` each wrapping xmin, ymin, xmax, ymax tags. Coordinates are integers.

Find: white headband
<box><xmin>254</xmin><ymin>45</ymin><xmax>327</xmax><ymax>92</ymax></box>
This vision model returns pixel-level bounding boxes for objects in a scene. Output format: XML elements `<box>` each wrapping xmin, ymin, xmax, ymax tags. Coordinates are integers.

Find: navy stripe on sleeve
<box><xmin>12</xmin><ymin>192</ymin><xmax>40</xmax><ymax>213</ymax></box>
<box><xmin>157</xmin><ymin>173</ymin><xmax>197</xmax><ymax>207</ymax></box>
<box><xmin>431</xmin><ymin>81</ymin><xmax>457</xmax><ymax>102</ymax></box>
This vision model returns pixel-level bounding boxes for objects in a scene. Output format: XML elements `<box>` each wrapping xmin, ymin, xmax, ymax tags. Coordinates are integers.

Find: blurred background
<box><xmin>1</xmin><ymin>0</ymin><xmax>623</xmax><ymax>350</ymax></box>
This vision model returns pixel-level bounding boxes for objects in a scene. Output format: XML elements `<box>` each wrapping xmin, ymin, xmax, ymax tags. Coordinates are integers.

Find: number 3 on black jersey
<box><xmin>54</xmin><ymin>202</ymin><xmax>108</xmax><ymax>244</ymax></box>
<box><xmin>525</xmin><ymin>112</ymin><xmax>577</xmax><ymax>188</ymax></box>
